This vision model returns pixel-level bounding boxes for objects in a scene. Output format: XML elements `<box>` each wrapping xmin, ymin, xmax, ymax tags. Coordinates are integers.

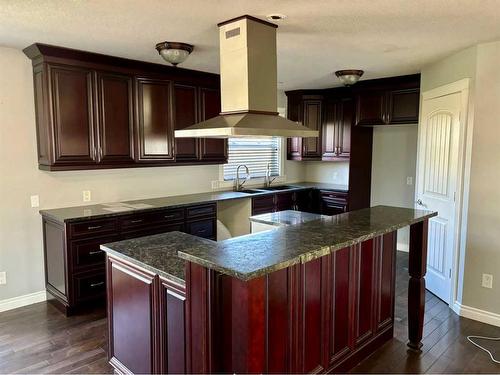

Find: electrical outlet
<box><xmin>211</xmin><ymin>181</ymin><xmax>219</xmax><ymax>190</ymax></box>
<box><xmin>482</xmin><ymin>274</ymin><xmax>493</xmax><ymax>289</ymax></box>
<box><xmin>407</xmin><ymin>177</ymin><xmax>413</xmax><ymax>186</ymax></box>
<box><xmin>30</xmin><ymin>195</ymin><xmax>40</xmax><ymax>208</ymax></box>
<box><xmin>82</xmin><ymin>190</ymin><xmax>91</xmax><ymax>202</ymax></box>
<box><xmin>0</xmin><ymin>272</ymin><xmax>6</xmax><ymax>285</ymax></box>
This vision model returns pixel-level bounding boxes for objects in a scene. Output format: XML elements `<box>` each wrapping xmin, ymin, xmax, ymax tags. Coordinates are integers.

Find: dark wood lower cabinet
<box><xmin>42</xmin><ymin>203</ymin><xmax>216</xmax><ymax>316</ymax></box>
<box><xmin>105</xmin><ymin>231</ymin><xmax>397</xmax><ymax>374</ymax></box>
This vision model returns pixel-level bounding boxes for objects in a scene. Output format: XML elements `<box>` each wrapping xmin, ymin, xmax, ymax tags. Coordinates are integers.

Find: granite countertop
<box><xmin>177</xmin><ymin>206</ymin><xmax>437</xmax><ymax>281</ymax></box>
<box><xmin>102</xmin><ymin>205</ymin><xmax>436</xmax><ymax>283</ymax></box>
<box><xmin>39</xmin><ymin>182</ymin><xmax>348</xmax><ymax>223</ymax></box>
<box><xmin>249</xmin><ymin>210</ymin><xmax>329</xmax><ymax>227</ymax></box>
<box><xmin>101</xmin><ymin>231</ymin><xmax>216</xmax><ymax>286</ymax></box>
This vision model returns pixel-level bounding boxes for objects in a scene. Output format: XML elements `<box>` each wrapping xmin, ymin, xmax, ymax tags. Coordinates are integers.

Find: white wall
<box><xmin>0</xmin><ymin>47</ymin><xmax>304</xmax><ymax>302</ymax></box>
<box><xmin>461</xmin><ymin>41</ymin><xmax>500</xmax><ymax>314</ymax></box>
<box><xmin>421</xmin><ymin>41</ymin><xmax>500</xmax><ymax>317</ymax></box>
<box><xmin>371</xmin><ymin>126</ymin><xmax>418</xmax><ymax>250</ymax></box>
<box><xmin>303</xmin><ymin>161</ymin><xmax>349</xmax><ymax>185</ymax></box>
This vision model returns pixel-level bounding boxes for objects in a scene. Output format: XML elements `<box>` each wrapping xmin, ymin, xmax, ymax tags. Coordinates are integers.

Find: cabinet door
<box><xmin>276</xmin><ymin>192</ymin><xmax>295</xmax><ymax>211</ymax></box>
<box><xmin>387</xmin><ymin>88</ymin><xmax>419</xmax><ymax>124</ymax></box>
<box><xmin>353</xmin><ymin>240</ymin><xmax>376</xmax><ymax>347</ymax></box>
<box><xmin>252</xmin><ymin>195</ymin><xmax>276</xmax><ymax>215</ymax></box>
<box><xmin>302</xmin><ymin>99</ymin><xmax>323</xmax><ymax>159</ymax></box>
<box><xmin>173</xmin><ymin>84</ymin><xmax>199</xmax><ymax>161</ymax></box>
<box><xmin>355</xmin><ymin>90</ymin><xmax>386</xmax><ymax>126</ymax></box>
<box><xmin>287</xmin><ymin>95</ymin><xmax>303</xmax><ymax>160</ymax></box>
<box><xmin>329</xmin><ymin>247</ymin><xmax>353</xmax><ymax>364</ymax></box>
<box><xmin>199</xmin><ymin>88</ymin><xmax>227</xmax><ymax>161</ymax></box>
<box><xmin>336</xmin><ymin>98</ymin><xmax>353</xmax><ymax>158</ymax></box>
<box><xmin>96</xmin><ymin>72</ymin><xmax>134</xmax><ymax>163</ymax></box>
<box><xmin>49</xmin><ymin>65</ymin><xmax>96</xmax><ymax>164</ymax></box>
<box><xmin>375</xmin><ymin>233</ymin><xmax>396</xmax><ymax>332</ymax></box>
<box><xmin>322</xmin><ymin>99</ymin><xmax>338</xmax><ymax>160</ymax></box>
<box><xmin>135</xmin><ymin>78</ymin><xmax>174</xmax><ymax>161</ymax></box>
<box><xmin>108</xmin><ymin>258</ymin><xmax>157</xmax><ymax>374</ymax></box>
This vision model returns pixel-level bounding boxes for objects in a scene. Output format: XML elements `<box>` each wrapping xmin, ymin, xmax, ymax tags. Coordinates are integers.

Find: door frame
<box><xmin>416</xmin><ymin>78</ymin><xmax>472</xmax><ymax>308</ymax></box>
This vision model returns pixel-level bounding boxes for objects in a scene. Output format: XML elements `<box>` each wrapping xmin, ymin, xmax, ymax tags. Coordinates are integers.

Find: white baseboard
<box><xmin>397</xmin><ymin>242</ymin><xmax>409</xmax><ymax>252</ymax></box>
<box><xmin>453</xmin><ymin>301</ymin><xmax>500</xmax><ymax>328</ymax></box>
<box><xmin>0</xmin><ymin>290</ymin><xmax>46</xmax><ymax>313</ymax></box>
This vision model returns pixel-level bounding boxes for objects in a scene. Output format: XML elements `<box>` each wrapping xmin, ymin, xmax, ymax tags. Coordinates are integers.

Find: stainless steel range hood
<box><xmin>175</xmin><ymin>15</ymin><xmax>318</xmax><ymax>139</ymax></box>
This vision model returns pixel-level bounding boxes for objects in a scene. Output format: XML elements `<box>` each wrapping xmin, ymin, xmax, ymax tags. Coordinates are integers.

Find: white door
<box><xmin>416</xmin><ymin>91</ymin><xmax>461</xmax><ymax>303</ymax></box>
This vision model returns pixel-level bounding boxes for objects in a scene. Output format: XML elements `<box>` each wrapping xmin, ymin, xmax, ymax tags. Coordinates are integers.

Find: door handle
<box><xmin>416</xmin><ymin>199</ymin><xmax>427</xmax><ymax>208</ymax></box>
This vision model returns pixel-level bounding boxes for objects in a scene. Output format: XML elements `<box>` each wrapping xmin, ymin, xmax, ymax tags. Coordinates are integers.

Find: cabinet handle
<box><xmin>88</xmin><ymin>250</ymin><xmax>103</xmax><ymax>255</ymax></box>
<box><xmin>87</xmin><ymin>225</ymin><xmax>102</xmax><ymax>230</ymax></box>
<box><xmin>130</xmin><ymin>219</ymin><xmax>143</xmax><ymax>223</ymax></box>
<box><xmin>90</xmin><ymin>281</ymin><xmax>104</xmax><ymax>288</ymax></box>
<box><xmin>197</xmin><ymin>229</ymin><xmax>207</xmax><ymax>234</ymax></box>
<box><xmin>164</xmin><ymin>214</ymin><xmax>176</xmax><ymax>219</ymax></box>
<box><xmin>99</xmin><ymin>146</ymin><xmax>103</xmax><ymax>160</ymax></box>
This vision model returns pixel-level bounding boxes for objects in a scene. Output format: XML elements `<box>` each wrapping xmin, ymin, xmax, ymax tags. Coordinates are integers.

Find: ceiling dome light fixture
<box><xmin>335</xmin><ymin>69</ymin><xmax>364</xmax><ymax>86</ymax></box>
<box><xmin>155</xmin><ymin>42</ymin><xmax>194</xmax><ymax>66</ymax></box>
<box><xmin>266</xmin><ymin>13</ymin><xmax>287</xmax><ymax>21</ymax></box>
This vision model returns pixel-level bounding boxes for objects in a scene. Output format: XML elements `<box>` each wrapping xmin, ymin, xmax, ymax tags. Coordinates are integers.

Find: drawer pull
<box><xmin>87</xmin><ymin>225</ymin><xmax>102</xmax><ymax>230</ymax></box>
<box><xmin>164</xmin><ymin>214</ymin><xmax>176</xmax><ymax>219</ymax></box>
<box><xmin>130</xmin><ymin>219</ymin><xmax>143</xmax><ymax>224</ymax></box>
<box><xmin>90</xmin><ymin>281</ymin><xmax>104</xmax><ymax>288</ymax></box>
<box><xmin>197</xmin><ymin>229</ymin><xmax>207</xmax><ymax>234</ymax></box>
<box><xmin>88</xmin><ymin>250</ymin><xmax>103</xmax><ymax>256</ymax></box>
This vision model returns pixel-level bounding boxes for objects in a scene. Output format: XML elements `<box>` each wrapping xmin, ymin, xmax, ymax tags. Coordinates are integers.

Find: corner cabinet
<box><xmin>286</xmin><ymin>94</ymin><xmax>323</xmax><ymax>161</ymax></box>
<box><xmin>24</xmin><ymin>43</ymin><xmax>227</xmax><ymax>171</ymax></box>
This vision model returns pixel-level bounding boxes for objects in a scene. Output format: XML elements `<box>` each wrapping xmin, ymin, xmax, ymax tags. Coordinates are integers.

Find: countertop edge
<box><xmin>100</xmin><ymin>244</ymin><xmax>186</xmax><ymax>286</ymax></box>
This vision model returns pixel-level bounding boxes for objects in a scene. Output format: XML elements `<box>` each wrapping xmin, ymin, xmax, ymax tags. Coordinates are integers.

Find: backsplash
<box><xmin>303</xmin><ymin>161</ymin><xmax>350</xmax><ymax>185</ymax></box>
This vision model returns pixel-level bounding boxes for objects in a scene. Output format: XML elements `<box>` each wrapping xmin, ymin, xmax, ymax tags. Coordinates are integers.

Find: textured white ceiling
<box><xmin>1</xmin><ymin>0</ymin><xmax>500</xmax><ymax>90</ymax></box>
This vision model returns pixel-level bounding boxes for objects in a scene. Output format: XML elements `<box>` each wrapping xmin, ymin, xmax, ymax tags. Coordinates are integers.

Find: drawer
<box><xmin>69</xmin><ymin>235</ymin><xmax>117</xmax><ymax>271</ymax></box>
<box><xmin>186</xmin><ymin>204</ymin><xmax>217</xmax><ymax>219</ymax></box>
<box><xmin>68</xmin><ymin>218</ymin><xmax>118</xmax><ymax>238</ymax></box>
<box><xmin>252</xmin><ymin>195</ymin><xmax>275</xmax><ymax>215</ymax></box>
<box><xmin>121</xmin><ymin>208</ymin><xmax>184</xmax><ymax>231</ymax></box>
<box><xmin>319</xmin><ymin>190</ymin><xmax>348</xmax><ymax>201</ymax></box>
<box><xmin>121</xmin><ymin>223</ymin><xmax>184</xmax><ymax>240</ymax></box>
<box><xmin>186</xmin><ymin>218</ymin><xmax>215</xmax><ymax>239</ymax></box>
<box><xmin>74</xmin><ymin>271</ymin><xmax>106</xmax><ymax>302</ymax></box>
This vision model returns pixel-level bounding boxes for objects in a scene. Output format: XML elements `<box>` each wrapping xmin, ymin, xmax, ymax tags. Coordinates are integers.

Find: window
<box><xmin>223</xmin><ymin>138</ymin><xmax>281</xmax><ymax>180</ymax></box>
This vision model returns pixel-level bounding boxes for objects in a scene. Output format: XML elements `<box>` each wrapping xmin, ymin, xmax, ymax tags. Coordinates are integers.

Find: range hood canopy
<box><xmin>175</xmin><ymin>15</ymin><xmax>318</xmax><ymax>139</ymax></box>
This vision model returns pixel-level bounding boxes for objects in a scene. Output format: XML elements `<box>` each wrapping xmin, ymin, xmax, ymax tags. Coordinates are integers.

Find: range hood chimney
<box><xmin>175</xmin><ymin>15</ymin><xmax>319</xmax><ymax>138</ymax></box>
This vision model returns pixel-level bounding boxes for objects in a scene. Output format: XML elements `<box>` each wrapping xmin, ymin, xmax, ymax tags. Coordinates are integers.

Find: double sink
<box><xmin>238</xmin><ymin>185</ymin><xmax>299</xmax><ymax>194</ymax></box>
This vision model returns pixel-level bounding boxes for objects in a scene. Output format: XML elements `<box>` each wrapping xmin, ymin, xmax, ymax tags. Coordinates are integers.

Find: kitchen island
<box><xmin>101</xmin><ymin>206</ymin><xmax>436</xmax><ymax>374</ymax></box>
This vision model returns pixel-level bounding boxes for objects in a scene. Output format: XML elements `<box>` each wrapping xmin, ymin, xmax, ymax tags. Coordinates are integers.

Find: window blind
<box><xmin>223</xmin><ymin>138</ymin><xmax>281</xmax><ymax>180</ymax></box>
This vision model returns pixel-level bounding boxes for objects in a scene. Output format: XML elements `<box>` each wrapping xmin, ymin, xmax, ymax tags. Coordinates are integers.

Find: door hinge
<box><xmin>454</xmin><ymin>191</ymin><xmax>456</xmax><ymax>202</ymax></box>
<box><xmin>449</xmin><ymin>268</ymin><xmax>452</xmax><ymax>278</ymax></box>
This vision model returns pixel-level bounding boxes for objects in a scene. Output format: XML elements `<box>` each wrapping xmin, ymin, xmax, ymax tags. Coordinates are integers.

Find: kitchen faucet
<box><xmin>264</xmin><ymin>163</ymin><xmax>277</xmax><ymax>187</ymax></box>
<box><xmin>235</xmin><ymin>164</ymin><xmax>250</xmax><ymax>191</ymax></box>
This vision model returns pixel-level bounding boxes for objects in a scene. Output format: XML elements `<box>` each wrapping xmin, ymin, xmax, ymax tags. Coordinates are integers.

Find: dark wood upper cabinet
<box><xmin>173</xmin><ymin>84</ymin><xmax>199</xmax><ymax>161</ymax></box>
<box><xmin>49</xmin><ymin>65</ymin><xmax>96</xmax><ymax>164</ymax></box>
<box><xmin>302</xmin><ymin>97</ymin><xmax>323</xmax><ymax>159</ymax></box>
<box><xmin>354</xmin><ymin>75</ymin><xmax>420</xmax><ymax>126</ymax></box>
<box><xmin>322</xmin><ymin>97</ymin><xmax>353</xmax><ymax>160</ymax></box>
<box><xmin>24</xmin><ymin>43</ymin><xmax>225</xmax><ymax>170</ymax></box>
<box><xmin>286</xmin><ymin>94</ymin><xmax>323</xmax><ymax>161</ymax></box>
<box><xmin>96</xmin><ymin>72</ymin><xmax>134</xmax><ymax>163</ymax></box>
<box><xmin>387</xmin><ymin>88</ymin><xmax>420</xmax><ymax>124</ymax></box>
<box><xmin>135</xmin><ymin>78</ymin><xmax>174</xmax><ymax>162</ymax></box>
<box><xmin>355</xmin><ymin>90</ymin><xmax>386</xmax><ymax>126</ymax></box>
<box><xmin>199</xmin><ymin>87</ymin><xmax>227</xmax><ymax>161</ymax></box>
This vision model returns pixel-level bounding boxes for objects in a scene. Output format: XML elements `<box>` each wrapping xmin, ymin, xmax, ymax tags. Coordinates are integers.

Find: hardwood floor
<box><xmin>0</xmin><ymin>251</ymin><xmax>499</xmax><ymax>374</ymax></box>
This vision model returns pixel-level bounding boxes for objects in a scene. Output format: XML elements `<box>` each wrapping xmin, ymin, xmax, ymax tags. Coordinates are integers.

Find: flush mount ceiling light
<box><xmin>266</xmin><ymin>13</ymin><xmax>287</xmax><ymax>21</ymax></box>
<box><xmin>155</xmin><ymin>42</ymin><xmax>194</xmax><ymax>66</ymax></box>
<box><xmin>335</xmin><ymin>69</ymin><xmax>364</xmax><ymax>86</ymax></box>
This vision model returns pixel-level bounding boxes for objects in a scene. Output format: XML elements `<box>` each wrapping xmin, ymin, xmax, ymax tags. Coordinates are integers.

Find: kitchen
<box><xmin>1</xmin><ymin>1</ymin><xmax>500</xmax><ymax>374</ymax></box>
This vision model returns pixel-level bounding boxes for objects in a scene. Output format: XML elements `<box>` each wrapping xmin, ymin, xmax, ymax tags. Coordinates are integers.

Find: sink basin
<box><xmin>239</xmin><ymin>189</ymin><xmax>265</xmax><ymax>194</ymax></box>
<box><xmin>256</xmin><ymin>185</ymin><xmax>298</xmax><ymax>191</ymax></box>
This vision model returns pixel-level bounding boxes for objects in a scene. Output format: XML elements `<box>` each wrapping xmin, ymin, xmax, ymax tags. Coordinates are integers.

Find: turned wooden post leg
<box><xmin>407</xmin><ymin>219</ymin><xmax>428</xmax><ymax>351</ymax></box>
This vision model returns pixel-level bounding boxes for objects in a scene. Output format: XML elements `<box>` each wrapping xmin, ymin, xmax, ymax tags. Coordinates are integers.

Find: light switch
<box><xmin>30</xmin><ymin>195</ymin><xmax>40</xmax><ymax>208</ymax></box>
